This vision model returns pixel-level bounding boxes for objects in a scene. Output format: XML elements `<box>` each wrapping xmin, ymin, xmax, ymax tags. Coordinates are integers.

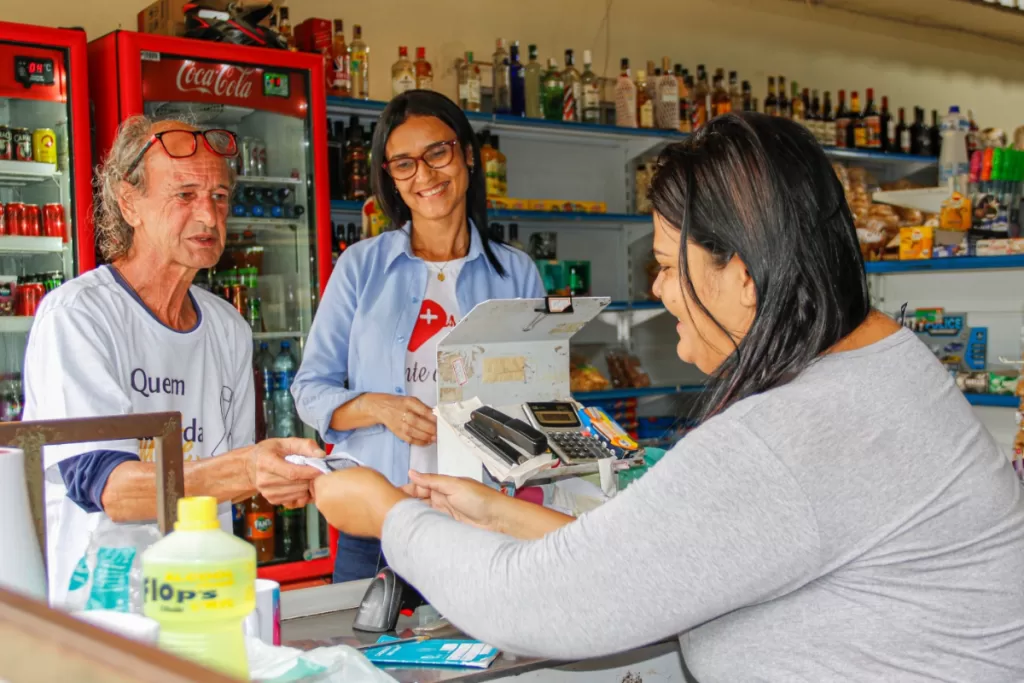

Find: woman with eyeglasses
<box><xmin>310</xmin><ymin>113</ymin><xmax>1024</xmax><ymax>680</ymax></box>
<box><xmin>292</xmin><ymin>90</ymin><xmax>545</xmax><ymax>582</ymax></box>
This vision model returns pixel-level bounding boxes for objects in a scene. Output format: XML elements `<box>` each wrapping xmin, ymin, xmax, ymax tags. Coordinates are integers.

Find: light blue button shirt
<box><xmin>292</xmin><ymin>223</ymin><xmax>546</xmax><ymax>485</ymax></box>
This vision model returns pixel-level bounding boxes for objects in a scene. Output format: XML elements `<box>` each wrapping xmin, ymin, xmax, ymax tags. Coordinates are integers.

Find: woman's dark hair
<box><xmin>649</xmin><ymin>112</ymin><xmax>870</xmax><ymax>419</ymax></box>
<box><xmin>371</xmin><ymin>90</ymin><xmax>506</xmax><ymax>276</ymax></box>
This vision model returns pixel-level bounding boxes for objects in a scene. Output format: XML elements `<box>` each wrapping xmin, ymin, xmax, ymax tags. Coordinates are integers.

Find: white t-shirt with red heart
<box><xmin>406</xmin><ymin>258</ymin><xmax>465</xmax><ymax>473</ymax></box>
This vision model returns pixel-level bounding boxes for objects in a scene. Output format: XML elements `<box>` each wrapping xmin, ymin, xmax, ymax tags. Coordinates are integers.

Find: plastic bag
<box><xmin>247</xmin><ymin>636</ymin><xmax>398</xmax><ymax>683</ymax></box>
<box><xmin>64</xmin><ymin>517</ymin><xmax>162</xmax><ymax>613</ymax></box>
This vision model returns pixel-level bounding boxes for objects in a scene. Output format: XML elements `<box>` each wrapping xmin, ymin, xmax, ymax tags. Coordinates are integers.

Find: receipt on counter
<box><xmin>285</xmin><ymin>453</ymin><xmax>366</xmax><ymax>475</ymax></box>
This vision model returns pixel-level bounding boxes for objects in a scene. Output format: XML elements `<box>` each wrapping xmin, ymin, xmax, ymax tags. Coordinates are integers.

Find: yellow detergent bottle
<box><xmin>143</xmin><ymin>496</ymin><xmax>256</xmax><ymax>679</ymax></box>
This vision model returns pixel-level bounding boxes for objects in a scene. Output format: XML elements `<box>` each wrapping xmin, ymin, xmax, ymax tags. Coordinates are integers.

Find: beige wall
<box><xmin>6</xmin><ymin>0</ymin><xmax>1024</xmax><ymax>132</ymax></box>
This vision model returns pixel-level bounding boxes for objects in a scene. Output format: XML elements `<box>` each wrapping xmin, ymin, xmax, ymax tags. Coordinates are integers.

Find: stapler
<box><xmin>353</xmin><ymin>567</ymin><xmax>427</xmax><ymax>633</ymax></box>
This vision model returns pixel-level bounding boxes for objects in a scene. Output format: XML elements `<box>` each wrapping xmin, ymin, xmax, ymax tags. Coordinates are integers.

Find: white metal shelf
<box><xmin>0</xmin><ymin>316</ymin><xmax>34</xmax><ymax>334</ymax></box>
<box><xmin>227</xmin><ymin>217</ymin><xmax>305</xmax><ymax>230</ymax></box>
<box><xmin>0</xmin><ymin>160</ymin><xmax>60</xmax><ymax>188</ymax></box>
<box><xmin>235</xmin><ymin>176</ymin><xmax>304</xmax><ymax>186</ymax></box>
<box><xmin>0</xmin><ymin>236</ymin><xmax>64</xmax><ymax>254</ymax></box>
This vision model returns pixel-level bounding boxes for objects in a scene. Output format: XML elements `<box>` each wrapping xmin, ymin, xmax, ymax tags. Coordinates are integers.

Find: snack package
<box><xmin>569</xmin><ymin>353</ymin><xmax>610</xmax><ymax>393</ymax></box>
<box><xmin>605</xmin><ymin>349</ymin><xmax>652</xmax><ymax>388</ymax></box>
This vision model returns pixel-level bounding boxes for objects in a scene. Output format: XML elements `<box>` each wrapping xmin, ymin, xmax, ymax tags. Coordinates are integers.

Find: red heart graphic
<box><xmin>408</xmin><ymin>299</ymin><xmax>449</xmax><ymax>352</ymax></box>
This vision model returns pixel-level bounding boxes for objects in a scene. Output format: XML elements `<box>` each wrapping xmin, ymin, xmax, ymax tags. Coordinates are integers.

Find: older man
<box><xmin>22</xmin><ymin>116</ymin><xmax>322</xmax><ymax>604</ymax></box>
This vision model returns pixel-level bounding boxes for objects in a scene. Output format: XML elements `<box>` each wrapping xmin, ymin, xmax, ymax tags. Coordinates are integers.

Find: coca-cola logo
<box><xmin>175</xmin><ymin>61</ymin><xmax>256</xmax><ymax>99</ymax></box>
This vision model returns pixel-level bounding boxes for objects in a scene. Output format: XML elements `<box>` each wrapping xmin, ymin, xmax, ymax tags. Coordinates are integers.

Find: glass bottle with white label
<box><xmin>458</xmin><ymin>52</ymin><xmax>481</xmax><ymax>112</ymax></box>
<box><xmin>349</xmin><ymin>25</ymin><xmax>369</xmax><ymax>100</ymax></box>
<box><xmin>580</xmin><ymin>50</ymin><xmax>601</xmax><ymax>124</ymax></box>
<box><xmin>614</xmin><ymin>58</ymin><xmax>638</xmax><ymax>128</ymax></box>
<box><xmin>391</xmin><ymin>46</ymin><xmax>415</xmax><ymax>98</ymax></box>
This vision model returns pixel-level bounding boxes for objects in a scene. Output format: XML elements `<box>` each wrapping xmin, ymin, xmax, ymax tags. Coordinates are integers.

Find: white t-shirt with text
<box><xmin>22</xmin><ymin>266</ymin><xmax>255</xmax><ymax>605</ymax></box>
<box><xmin>405</xmin><ymin>259</ymin><xmax>464</xmax><ymax>474</ymax></box>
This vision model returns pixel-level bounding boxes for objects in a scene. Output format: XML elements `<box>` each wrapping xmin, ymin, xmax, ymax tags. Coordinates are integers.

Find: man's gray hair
<box><xmin>93</xmin><ymin>115</ymin><xmax>235</xmax><ymax>262</ymax></box>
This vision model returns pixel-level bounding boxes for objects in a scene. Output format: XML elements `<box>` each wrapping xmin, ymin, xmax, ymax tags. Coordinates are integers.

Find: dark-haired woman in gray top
<box><xmin>312</xmin><ymin>112</ymin><xmax>1024</xmax><ymax>682</ymax></box>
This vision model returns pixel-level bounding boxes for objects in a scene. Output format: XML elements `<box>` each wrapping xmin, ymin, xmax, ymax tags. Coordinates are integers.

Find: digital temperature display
<box><xmin>14</xmin><ymin>56</ymin><xmax>55</xmax><ymax>88</ymax></box>
<box><xmin>263</xmin><ymin>72</ymin><xmax>290</xmax><ymax>98</ymax></box>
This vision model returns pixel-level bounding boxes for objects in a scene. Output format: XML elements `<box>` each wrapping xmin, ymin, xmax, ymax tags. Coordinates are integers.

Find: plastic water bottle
<box><xmin>255</xmin><ymin>342</ymin><xmax>275</xmax><ymax>403</ymax></box>
<box><xmin>939</xmin><ymin>106</ymin><xmax>970</xmax><ymax>194</ymax></box>
<box><xmin>142</xmin><ymin>496</ymin><xmax>255</xmax><ymax>679</ymax></box>
<box><xmin>272</xmin><ymin>341</ymin><xmax>298</xmax><ymax>438</ymax></box>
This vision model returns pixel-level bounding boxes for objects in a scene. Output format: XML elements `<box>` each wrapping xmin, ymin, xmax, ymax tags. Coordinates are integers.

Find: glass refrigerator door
<box><xmin>0</xmin><ymin>42</ymin><xmax>76</xmax><ymax>423</ymax></box>
<box><xmin>139</xmin><ymin>53</ymin><xmax>328</xmax><ymax>566</ymax></box>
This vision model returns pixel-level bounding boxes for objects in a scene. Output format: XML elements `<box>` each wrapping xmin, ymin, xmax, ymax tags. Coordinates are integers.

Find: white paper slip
<box><xmin>285</xmin><ymin>453</ymin><xmax>366</xmax><ymax>475</ymax></box>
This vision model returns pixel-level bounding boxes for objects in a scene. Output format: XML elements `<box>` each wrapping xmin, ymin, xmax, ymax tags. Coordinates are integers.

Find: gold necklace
<box><xmin>429</xmin><ymin>261</ymin><xmax>452</xmax><ymax>282</ymax></box>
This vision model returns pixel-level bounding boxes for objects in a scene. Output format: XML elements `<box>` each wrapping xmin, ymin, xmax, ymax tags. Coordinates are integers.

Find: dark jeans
<box><xmin>333</xmin><ymin>531</ymin><xmax>386</xmax><ymax>583</ymax></box>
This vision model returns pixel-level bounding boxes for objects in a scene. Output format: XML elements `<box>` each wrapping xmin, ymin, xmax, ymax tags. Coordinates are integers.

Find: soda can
<box><xmin>0</xmin><ymin>127</ymin><xmax>12</xmax><ymax>161</ymax></box>
<box><xmin>240</xmin><ymin>137</ymin><xmax>254</xmax><ymax>176</ymax></box>
<box><xmin>0</xmin><ymin>203</ymin><xmax>6</xmax><ymax>236</ymax></box>
<box><xmin>6</xmin><ymin>203</ymin><xmax>24</xmax><ymax>236</ymax></box>
<box><xmin>16</xmin><ymin>282</ymin><xmax>45</xmax><ymax>316</ymax></box>
<box><xmin>12</xmin><ymin>128</ymin><xmax>32</xmax><ymax>162</ymax></box>
<box><xmin>32</xmin><ymin>128</ymin><xmax>57</xmax><ymax>165</ymax></box>
<box><xmin>228</xmin><ymin>284</ymin><xmax>247</xmax><ymax>317</ymax></box>
<box><xmin>43</xmin><ymin>203</ymin><xmax>66</xmax><ymax>241</ymax></box>
<box><xmin>22</xmin><ymin>205</ymin><xmax>41</xmax><ymax>237</ymax></box>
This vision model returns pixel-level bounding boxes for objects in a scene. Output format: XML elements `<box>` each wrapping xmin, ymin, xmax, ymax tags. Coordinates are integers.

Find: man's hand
<box><xmin>247</xmin><ymin>437</ymin><xmax>325</xmax><ymax>508</ymax></box>
<box><xmin>402</xmin><ymin>470</ymin><xmax>506</xmax><ymax>533</ymax></box>
<box><xmin>312</xmin><ymin>467</ymin><xmax>409</xmax><ymax>538</ymax></box>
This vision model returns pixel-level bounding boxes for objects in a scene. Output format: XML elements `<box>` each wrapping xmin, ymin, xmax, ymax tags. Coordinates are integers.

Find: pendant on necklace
<box><xmin>437</xmin><ymin>272</ymin><xmax>446</xmax><ymax>282</ymax></box>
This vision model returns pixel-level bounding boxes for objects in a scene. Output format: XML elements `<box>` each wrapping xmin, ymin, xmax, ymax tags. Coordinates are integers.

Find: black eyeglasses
<box><xmin>124</xmin><ymin>129</ymin><xmax>238</xmax><ymax>180</ymax></box>
<box><xmin>383</xmin><ymin>140</ymin><xmax>459</xmax><ymax>181</ymax></box>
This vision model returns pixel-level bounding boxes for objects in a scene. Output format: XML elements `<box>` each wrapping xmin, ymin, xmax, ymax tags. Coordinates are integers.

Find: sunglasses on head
<box><xmin>124</xmin><ymin>128</ymin><xmax>238</xmax><ymax>180</ymax></box>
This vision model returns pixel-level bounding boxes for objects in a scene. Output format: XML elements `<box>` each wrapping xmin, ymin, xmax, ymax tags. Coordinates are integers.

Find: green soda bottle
<box><xmin>143</xmin><ymin>496</ymin><xmax>256</xmax><ymax>679</ymax></box>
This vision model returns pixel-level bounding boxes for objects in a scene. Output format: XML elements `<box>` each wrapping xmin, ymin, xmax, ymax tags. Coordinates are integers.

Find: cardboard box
<box><xmin>137</xmin><ymin>0</ymin><xmax>190</xmax><ymax>37</ymax></box>
<box><xmin>974</xmin><ymin>238</ymin><xmax>1024</xmax><ymax>256</ymax></box>
<box><xmin>294</xmin><ymin>18</ymin><xmax>332</xmax><ymax>53</ymax></box>
<box><xmin>435</xmin><ymin>297</ymin><xmax>642</xmax><ymax>487</ymax></box>
<box><xmin>899</xmin><ymin>226</ymin><xmax>933</xmax><ymax>260</ymax></box>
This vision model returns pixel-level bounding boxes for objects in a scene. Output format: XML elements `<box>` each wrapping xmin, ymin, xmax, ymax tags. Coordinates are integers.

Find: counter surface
<box><xmin>281</xmin><ymin>607</ymin><xmax>553</xmax><ymax>682</ymax></box>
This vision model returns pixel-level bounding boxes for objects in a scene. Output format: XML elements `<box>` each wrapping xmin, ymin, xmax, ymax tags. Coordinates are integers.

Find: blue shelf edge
<box><xmin>865</xmin><ymin>255</ymin><xmax>1024</xmax><ymax>273</ymax></box>
<box><xmin>965</xmin><ymin>393</ymin><xmax>1018</xmax><ymax>408</ymax></box>
<box><xmin>604</xmin><ymin>300</ymin><xmax>664</xmax><ymax>312</ymax></box>
<box><xmin>329</xmin><ymin>201</ymin><xmax>653</xmax><ymax>225</ymax></box>
<box><xmin>574</xmin><ymin>385</ymin><xmax>705</xmax><ymax>401</ymax></box>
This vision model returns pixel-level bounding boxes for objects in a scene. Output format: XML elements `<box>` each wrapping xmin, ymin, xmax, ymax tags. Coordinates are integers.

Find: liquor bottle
<box><xmin>329</xmin><ymin>19</ymin><xmax>349</xmax><ymax>97</ymax></box>
<box><xmin>278</xmin><ymin>7</ymin><xmax>295</xmax><ymax>50</ymax></box>
<box><xmin>345</xmin><ymin>117</ymin><xmax>368</xmax><ymax>201</ymax></box>
<box><xmin>656</xmin><ymin>57</ymin><xmax>680</xmax><ymax>130</ymax></box>
<box><xmin>509</xmin><ymin>42</ymin><xmax>525</xmax><ymax>116</ymax></box>
<box><xmin>246</xmin><ymin>494</ymin><xmax>275</xmax><ymax>564</ymax></box>
<box><xmin>562</xmin><ymin>49</ymin><xmax>582</xmax><ymax>122</ymax></box>
<box><xmin>806</xmin><ymin>90</ymin><xmax>821</xmax><ymax>141</ymax></box>
<box><xmin>728</xmin><ymin>71</ymin><xmax>742</xmax><ymax>114</ymax></box>
<box><xmin>895</xmin><ymin>107</ymin><xmax>911</xmax><ymax>154</ymax></box>
<box><xmin>910</xmin><ymin>107</ymin><xmax>928</xmax><ymax>156</ymax></box>
<box><xmin>929</xmin><ymin>109</ymin><xmax>941</xmax><ymax>158</ymax></box>
<box><xmin>414</xmin><ymin>47</ymin><xmax>433</xmax><ymax>90</ymax></box>
<box><xmin>458</xmin><ymin>52</ymin><xmax>481</xmax><ymax>112</ymax></box>
<box><xmin>614</xmin><ymin>58</ymin><xmax>638</xmax><ymax>128</ymax></box>
<box><xmin>480</xmin><ymin>132</ymin><xmax>500</xmax><ymax>196</ymax></box>
<box><xmin>849</xmin><ymin>91</ymin><xmax>865</xmax><ymax>149</ymax></box>
<box><xmin>542</xmin><ymin>57</ymin><xmax>564</xmax><ymax>121</ymax></box>
<box><xmin>880</xmin><ymin>95</ymin><xmax>892</xmax><ymax>152</ymax></box>
<box><xmin>492</xmin><ymin>39</ymin><xmax>511</xmax><ymax>114</ymax></box>
<box><xmin>712</xmin><ymin>68</ymin><xmax>730</xmax><ymax>117</ymax></box>
<box><xmin>822</xmin><ymin>91</ymin><xmax>835</xmax><ymax>146</ymax></box>
<box><xmin>764</xmin><ymin>76</ymin><xmax>778</xmax><ymax>116</ymax></box>
<box><xmin>636</xmin><ymin>69</ymin><xmax>654</xmax><ymax>128</ymax></box>
<box><xmin>777</xmin><ymin>76</ymin><xmax>789</xmax><ymax>118</ymax></box>
<box><xmin>676</xmin><ymin>65</ymin><xmax>691</xmax><ymax>133</ymax></box>
<box><xmin>834</xmin><ymin>90</ymin><xmax>849</xmax><ymax>148</ymax></box>
<box><xmin>967</xmin><ymin>109</ymin><xmax>979</xmax><ymax>155</ymax></box>
<box><xmin>349</xmin><ymin>25</ymin><xmax>369</xmax><ymax>100</ymax></box>
<box><xmin>525</xmin><ymin>45</ymin><xmax>543</xmax><ymax>119</ymax></box>
<box><xmin>862</xmin><ymin>88</ymin><xmax>880</xmax><ymax>149</ymax></box>
<box><xmin>391</xmin><ymin>46</ymin><xmax>415</xmax><ymax>97</ymax></box>
<box><xmin>741</xmin><ymin>80</ymin><xmax>752</xmax><ymax>112</ymax></box>
<box><xmin>646</xmin><ymin>60</ymin><xmax>657</xmax><ymax>103</ymax></box>
<box><xmin>789</xmin><ymin>81</ymin><xmax>804</xmax><ymax>123</ymax></box>
<box><xmin>691</xmin><ymin>64</ymin><xmax>710</xmax><ymax>131</ymax></box>
<box><xmin>581</xmin><ymin>50</ymin><xmax>601</xmax><ymax>124</ymax></box>
<box><xmin>327</xmin><ymin>119</ymin><xmax>345</xmax><ymax>201</ymax></box>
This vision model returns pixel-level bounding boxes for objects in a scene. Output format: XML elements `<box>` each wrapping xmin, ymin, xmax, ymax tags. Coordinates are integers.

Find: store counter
<box><xmin>281</xmin><ymin>581</ymin><xmax>687</xmax><ymax>683</ymax></box>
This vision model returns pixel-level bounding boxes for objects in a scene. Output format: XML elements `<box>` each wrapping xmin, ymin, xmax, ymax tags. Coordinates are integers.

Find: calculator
<box><xmin>521</xmin><ymin>401</ymin><xmax>618</xmax><ymax>465</ymax></box>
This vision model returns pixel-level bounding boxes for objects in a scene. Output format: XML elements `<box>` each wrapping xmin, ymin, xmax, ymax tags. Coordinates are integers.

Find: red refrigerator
<box><xmin>0</xmin><ymin>21</ymin><xmax>93</xmax><ymax>423</ymax></box>
<box><xmin>88</xmin><ymin>31</ymin><xmax>333</xmax><ymax>584</ymax></box>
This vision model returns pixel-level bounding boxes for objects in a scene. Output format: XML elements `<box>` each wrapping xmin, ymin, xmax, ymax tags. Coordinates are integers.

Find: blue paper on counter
<box><xmin>364</xmin><ymin>636</ymin><xmax>500</xmax><ymax>669</ymax></box>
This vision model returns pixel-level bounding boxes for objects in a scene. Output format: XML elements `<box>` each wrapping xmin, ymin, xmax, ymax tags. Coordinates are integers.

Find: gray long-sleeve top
<box><xmin>382</xmin><ymin>328</ymin><xmax>1024</xmax><ymax>682</ymax></box>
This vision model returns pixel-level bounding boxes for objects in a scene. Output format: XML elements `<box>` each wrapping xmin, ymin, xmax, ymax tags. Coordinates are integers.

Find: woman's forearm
<box><xmin>493</xmin><ymin>494</ymin><xmax>574</xmax><ymax>540</ymax></box>
<box><xmin>329</xmin><ymin>392</ymin><xmax>382</xmax><ymax>432</ymax></box>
